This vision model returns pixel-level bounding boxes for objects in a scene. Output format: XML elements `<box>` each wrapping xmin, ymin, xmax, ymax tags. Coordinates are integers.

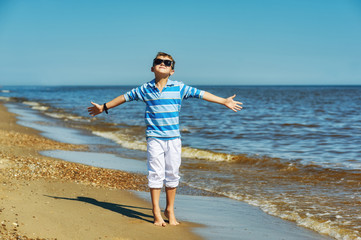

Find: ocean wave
<box><xmin>89</xmin><ymin>130</ymin><xmax>335</xmax><ymax>170</ymax></box>
<box><xmin>21</xmin><ymin>100</ymin><xmax>91</xmax><ymax>123</ymax></box>
<box><xmin>23</xmin><ymin>101</ymin><xmax>40</xmax><ymax>107</ymax></box>
<box><xmin>182</xmin><ymin>146</ymin><xmax>236</xmax><ymax>161</ymax></box>
<box><xmin>239</xmin><ymin>195</ymin><xmax>360</xmax><ymax>240</ymax></box>
<box><xmin>92</xmin><ymin>131</ymin><xmax>147</xmax><ymax>151</ymax></box>
<box><xmin>23</xmin><ymin>101</ymin><xmax>49</xmax><ymax>111</ymax></box>
<box><xmin>44</xmin><ymin>112</ymin><xmax>90</xmax><ymax>122</ymax></box>
<box><xmin>89</xmin><ymin>130</ymin><xmax>306</xmax><ymax>170</ymax></box>
<box><xmin>92</xmin><ymin>130</ymin><xmax>242</xmax><ymax>162</ymax></box>
<box><xmin>185</xmin><ymin>183</ymin><xmax>361</xmax><ymax>240</ymax></box>
<box><xmin>0</xmin><ymin>96</ymin><xmax>10</xmax><ymax>101</ymax></box>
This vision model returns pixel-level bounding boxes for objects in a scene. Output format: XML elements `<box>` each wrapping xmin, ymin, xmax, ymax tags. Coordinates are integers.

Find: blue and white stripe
<box><xmin>124</xmin><ymin>79</ymin><xmax>204</xmax><ymax>139</ymax></box>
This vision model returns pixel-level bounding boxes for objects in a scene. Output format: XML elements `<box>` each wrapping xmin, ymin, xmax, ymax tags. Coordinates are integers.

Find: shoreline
<box><xmin>0</xmin><ymin>101</ymin><xmax>333</xmax><ymax>239</ymax></box>
<box><xmin>0</xmin><ymin>102</ymin><xmax>202</xmax><ymax>239</ymax></box>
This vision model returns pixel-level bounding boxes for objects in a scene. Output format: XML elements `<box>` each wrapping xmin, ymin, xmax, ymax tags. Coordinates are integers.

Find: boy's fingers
<box><xmin>91</xmin><ymin>101</ymin><xmax>100</xmax><ymax>107</ymax></box>
<box><xmin>230</xmin><ymin>103</ymin><xmax>243</xmax><ymax>112</ymax></box>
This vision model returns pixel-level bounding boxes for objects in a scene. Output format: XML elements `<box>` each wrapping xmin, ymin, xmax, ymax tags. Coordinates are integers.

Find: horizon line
<box><xmin>1</xmin><ymin>84</ymin><xmax>361</xmax><ymax>87</ymax></box>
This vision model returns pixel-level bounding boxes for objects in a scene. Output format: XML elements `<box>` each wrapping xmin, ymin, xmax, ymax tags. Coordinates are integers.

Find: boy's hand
<box><xmin>225</xmin><ymin>94</ymin><xmax>243</xmax><ymax>112</ymax></box>
<box><xmin>87</xmin><ymin>101</ymin><xmax>103</xmax><ymax>116</ymax></box>
<box><xmin>202</xmin><ymin>92</ymin><xmax>243</xmax><ymax>112</ymax></box>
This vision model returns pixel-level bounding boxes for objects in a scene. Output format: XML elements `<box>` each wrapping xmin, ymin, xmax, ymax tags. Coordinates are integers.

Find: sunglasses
<box><xmin>153</xmin><ymin>58</ymin><xmax>173</xmax><ymax>67</ymax></box>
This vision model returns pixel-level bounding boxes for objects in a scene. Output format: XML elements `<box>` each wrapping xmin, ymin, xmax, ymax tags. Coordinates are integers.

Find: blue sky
<box><xmin>0</xmin><ymin>0</ymin><xmax>360</xmax><ymax>86</ymax></box>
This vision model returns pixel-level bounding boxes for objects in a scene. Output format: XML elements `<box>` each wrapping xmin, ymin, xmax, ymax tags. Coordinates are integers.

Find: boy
<box><xmin>88</xmin><ymin>52</ymin><xmax>242</xmax><ymax>227</ymax></box>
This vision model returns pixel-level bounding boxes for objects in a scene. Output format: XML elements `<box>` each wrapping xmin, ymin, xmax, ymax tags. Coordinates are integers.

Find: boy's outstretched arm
<box><xmin>202</xmin><ymin>92</ymin><xmax>243</xmax><ymax>112</ymax></box>
<box><xmin>88</xmin><ymin>95</ymin><xmax>126</xmax><ymax>116</ymax></box>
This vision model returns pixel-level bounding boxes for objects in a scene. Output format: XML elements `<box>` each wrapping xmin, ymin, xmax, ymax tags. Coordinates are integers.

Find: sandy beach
<box><xmin>0</xmin><ymin>103</ymin><xmax>201</xmax><ymax>240</ymax></box>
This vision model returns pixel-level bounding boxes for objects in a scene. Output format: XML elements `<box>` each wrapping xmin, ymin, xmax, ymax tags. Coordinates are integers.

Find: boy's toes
<box><xmin>170</xmin><ymin>220</ymin><xmax>180</xmax><ymax>225</ymax></box>
<box><xmin>154</xmin><ymin>221</ymin><xmax>167</xmax><ymax>227</ymax></box>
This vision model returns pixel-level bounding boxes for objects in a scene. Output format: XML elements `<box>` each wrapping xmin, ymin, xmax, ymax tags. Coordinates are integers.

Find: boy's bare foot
<box><xmin>164</xmin><ymin>209</ymin><xmax>180</xmax><ymax>225</ymax></box>
<box><xmin>153</xmin><ymin>209</ymin><xmax>167</xmax><ymax>227</ymax></box>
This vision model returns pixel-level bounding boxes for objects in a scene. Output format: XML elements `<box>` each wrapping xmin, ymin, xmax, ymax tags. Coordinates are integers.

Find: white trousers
<box><xmin>147</xmin><ymin>138</ymin><xmax>182</xmax><ymax>188</ymax></box>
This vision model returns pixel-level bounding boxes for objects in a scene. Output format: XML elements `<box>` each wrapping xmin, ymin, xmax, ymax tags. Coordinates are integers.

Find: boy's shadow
<box><xmin>45</xmin><ymin>195</ymin><xmax>153</xmax><ymax>223</ymax></box>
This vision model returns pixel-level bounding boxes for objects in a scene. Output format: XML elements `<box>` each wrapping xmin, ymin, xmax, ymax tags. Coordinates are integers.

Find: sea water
<box><xmin>1</xmin><ymin>85</ymin><xmax>361</xmax><ymax>239</ymax></box>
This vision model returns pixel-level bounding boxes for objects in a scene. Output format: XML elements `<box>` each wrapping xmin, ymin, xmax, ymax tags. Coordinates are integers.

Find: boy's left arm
<box><xmin>202</xmin><ymin>92</ymin><xmax>243</xmax><ymax>112</ymax></box>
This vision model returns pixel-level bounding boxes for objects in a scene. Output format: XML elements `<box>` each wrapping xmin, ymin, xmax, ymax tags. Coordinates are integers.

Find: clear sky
<box><xmin>0</xmin><ymin>0</ymin><xmax>360</xmax><ymax>86</ymax></box>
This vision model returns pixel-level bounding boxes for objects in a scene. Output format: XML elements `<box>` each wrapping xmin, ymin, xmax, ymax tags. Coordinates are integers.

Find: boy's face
<box><xmin>151</xmin><ymin>56</ymin><xmax>175</xmax><ymax>77</ymax></box>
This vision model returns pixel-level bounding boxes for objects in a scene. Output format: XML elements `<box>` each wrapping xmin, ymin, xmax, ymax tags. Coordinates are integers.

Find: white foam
<box><xmin>92</xmin><ymin>131</ymin><xmax>147</xmax><ymax>152</ymax></box>
<box><xmin>0</xmin><ymin>96</ymin><xmax>10</xmax><ymax>101</ymax></box>
<box><xmin>66</xmin><ymin>115</ymin><xmax>90</xmax><ymax>122</ymax></box>
<box><xmin>22</xmin><ymin>101</ymin><xmax>87</xmax><ymax>122</ymax></box>
<box><xmin>44</xmin><ymin>112</ymin><xmax>90</xmax><ymax>122</ymax></box>
<box><xmin>23</xmin><ymin>101</ymin><xmax>52</xmax><ymax>112</ymax></box>
<box><xmin>44</xmin><ymin>112</ymin><xmax>65</xmax><ymax>119</ymax></box>
<box><xmin>182</xmin><ymin>146</ymin><xmax>234</xmax><ymax>161</ymax></box>
<box><xmin>1</xmin><ymin>90</ymin><xmax>10</xmax><ymax>93</ymax></box>
<box><xmin>31</xmin><ymin>106</ymin><xmax>49</xmax><ymax>111</ymax></box>
<box><xmin>23</xmin><ymin>101</ymin><xmax>40</xmax><ymax>106</ymax></box>
<box><xmin>92</xmin><ymin>131</ymin><xmax>235</xmax><ymax>162</ymax></box>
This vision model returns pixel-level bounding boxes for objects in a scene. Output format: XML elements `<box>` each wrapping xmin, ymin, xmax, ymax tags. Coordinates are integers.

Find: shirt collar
<box><xmin>149</xmin><ymin>79</ymin><xmax>175</xmax><ymax>88</ymax></box>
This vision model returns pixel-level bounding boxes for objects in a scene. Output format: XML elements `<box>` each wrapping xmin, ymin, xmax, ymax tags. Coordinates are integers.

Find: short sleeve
<box><xmin>124</xmin><ymin>85</ymin><xmax>146</xmax><ymax>102</ymax></box>
<box><xmin>180</xmin><ymin>83</ymin><xmax>205</xmax><ymax>100</ymax></box>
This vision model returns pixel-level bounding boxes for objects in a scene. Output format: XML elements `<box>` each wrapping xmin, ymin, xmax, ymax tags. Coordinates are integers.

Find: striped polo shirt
<box><xmin>124</xmin><ymin>79</ymin><xmax>205</xmax><ymax>139</ymax></box>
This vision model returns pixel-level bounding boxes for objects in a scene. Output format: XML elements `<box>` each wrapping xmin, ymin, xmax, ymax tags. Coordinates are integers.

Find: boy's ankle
<box><xmin>165</xmin><ymin>207</ymin><xmax>174</xmax><ymax>212</ymax></box>
<box><xmin>152</xmin><ymin>206</ymin><xmax>161</xmax><ymax>214</ymax></box>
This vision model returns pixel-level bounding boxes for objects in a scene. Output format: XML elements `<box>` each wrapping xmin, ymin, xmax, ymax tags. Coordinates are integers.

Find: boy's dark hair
<box><xmin>153</xmin><ymin>52</ymin><xmax>175</xmax><ymax>69</ymax></box>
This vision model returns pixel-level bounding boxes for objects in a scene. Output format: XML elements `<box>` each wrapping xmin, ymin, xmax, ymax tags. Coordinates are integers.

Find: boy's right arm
<box><xmin>88</xmin><ymin>95</ymin><xmax>126</xmax><ymax>116</ymax></box>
